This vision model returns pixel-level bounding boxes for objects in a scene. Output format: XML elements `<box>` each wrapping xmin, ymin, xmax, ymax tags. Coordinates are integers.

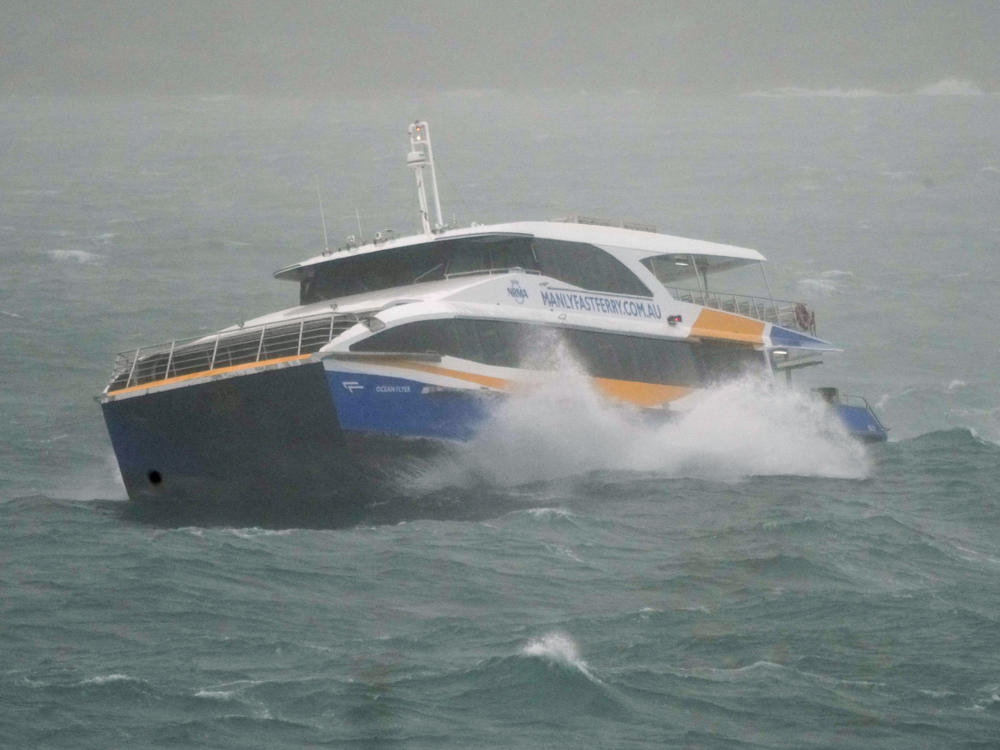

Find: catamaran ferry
<box><xmin>100</xmin><ymin>121</ymin><xmax>886</xmax><ymax>517</ymax></box>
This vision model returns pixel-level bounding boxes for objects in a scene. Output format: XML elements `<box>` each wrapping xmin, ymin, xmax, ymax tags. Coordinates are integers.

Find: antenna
<box><xmin>354</xmin><ymin>208</ymin><xmax>363</xmax><ymax>241</ymax></box>
<box><xmin>407</xmin><ymin>121</ymin><xmax>444</xmax><ymax>234</ymax></box>
<box><xmin>314</xmin><ymin>176</ymin><xmax>329</xmax><ymax>253</ymax></box>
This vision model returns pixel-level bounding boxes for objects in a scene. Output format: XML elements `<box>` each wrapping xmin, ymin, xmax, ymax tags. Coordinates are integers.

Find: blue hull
<box><xmin>326</xmin><ymin>370</ymin><xmax>490</xmax><ymax>441</ymax></box>
<box><xmin>835</xmin><ymin>402</ymin><xmax>889</xmax><ymax>442</ymax></box>
<box><xmin>100</xmin><ymin>362</ymin><xmax>490</xmax><ymax>524</ymax></box>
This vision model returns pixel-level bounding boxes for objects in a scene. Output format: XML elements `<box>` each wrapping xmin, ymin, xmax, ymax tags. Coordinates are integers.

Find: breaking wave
<box><xmin>47</xmin><ymin>249</ymin><xmax>105</xmax><ymax>264</ymax></box>
<box><xmin>743</xmin><ymin>79</ymin><xmax>988</xmax><ymax>98</ymax></box>
<box><xmin>416</xmin><ymin>365</ymin><xmax>868</xmax><ymax>491</ymax></box>
<box><xmin>743</xmin><ymin>87</ymin><xmax>884</xmax><ymax>98</ymax></box>
<box><xmin>794</xmin><ymin>269</ymin><xmax>853</xmax><ymax>296</ymax></box>
<box><xmin>521</xmin><ymin>632</ymin><xmax>601</xmax><ymax>684</ymax></box>
<box><xmin>916</xmin><ymin>78</ymin><xmax>985</xmax><ymax>96</ymax></box>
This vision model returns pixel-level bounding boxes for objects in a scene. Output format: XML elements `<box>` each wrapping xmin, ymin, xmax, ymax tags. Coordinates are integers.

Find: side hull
<box><xmin>102</xmin><ymin>361</ymin><xmax>375</xmax><ymax>524</ymax></box>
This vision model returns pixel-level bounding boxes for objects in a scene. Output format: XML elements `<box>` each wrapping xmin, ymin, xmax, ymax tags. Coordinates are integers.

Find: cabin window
<box><xmin>302</xmin><ymin>248</ymin><xmax>446</xmax><ymax>303</ymax></box>
<box><xmin>691</xmin><ymin>340</ymin><xmax>766</xmax><ymax>382</ymax></box>
<box><xmin>300</xmin><ymin>234</ymin><xmax>539</xmax><ymax>304</ymax></box>
<box><xmin>444</xmin><ymin>236</ymin><xmax>537</xmax><ymax>277</ymax></box>
<box><xmin>348</xmin><ymin>319</ymin><xmax>442</xmax><ymax>354</ymax></box>
<box><xmin>640</xmin><ymin>254</ymin><xmax>770</xmax><ymax>300</ymax></box>
<box><xmin>532</xmin><ymin>239</ymin><xmax>652</xmax><ymax>297</ymax></box>
<box><xmin>350</xmin><ymin>318</ymin><xmax>737</xmax><ymax>388</ymax></box>
<box><xmin>562</xmin><ymin>328</ymin><xmax>701</xmax><ymax>386</ymax></box>
<box><xmin>299</xmin><ymin>234</ymin><xmax>653</xmax><ymax>305</ymax></box>
<box><xmin>350</xmin><ymin>318</ymin><xmax>521</xmax><ymax>367</ymax></box>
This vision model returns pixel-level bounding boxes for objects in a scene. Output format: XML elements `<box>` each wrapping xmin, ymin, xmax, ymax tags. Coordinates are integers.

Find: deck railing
<box><xmin>105</xmin><ymin>312</ymin><xmax>362</xmax><ymax>393</ymax></box>
<box><xmin>665</xmin><ymin>287</ymin><xmax>816</xmax><ymax>333</ymax></box>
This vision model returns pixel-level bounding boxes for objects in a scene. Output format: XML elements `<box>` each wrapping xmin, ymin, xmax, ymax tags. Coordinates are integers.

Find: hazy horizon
<box><xmin>3</xmin><ymin>1</ymin><xmax>999</xmax><ymax>96</ymax></box>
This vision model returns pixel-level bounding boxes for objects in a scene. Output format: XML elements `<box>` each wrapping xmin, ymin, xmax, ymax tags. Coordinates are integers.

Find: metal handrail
<box><xmin>105</xmin><ymin>311</ymin><xmax>362</xmax><ymax>393</ymax></box>
<box><xmin>665</xmin><ymin>286</ymin><xmax>816</xmax><ymax>333</ymax></box>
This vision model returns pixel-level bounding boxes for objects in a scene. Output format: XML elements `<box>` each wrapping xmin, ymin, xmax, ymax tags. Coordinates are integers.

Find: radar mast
<box><xmin>406</xmin><ymin>121</ymin><xmax>444</xmax><ymax>234</ymax></box>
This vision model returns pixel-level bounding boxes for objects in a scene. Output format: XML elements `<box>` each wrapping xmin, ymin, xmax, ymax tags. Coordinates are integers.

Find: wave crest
<box><xmin>521</xmin><ymin>632</ymin><xmax>600</xmax><ymax>683</ymax></box>
<box><xmin>420</xmin><ymin>371</ymin><xmax>869</xmax><ymax>489</ymax></box>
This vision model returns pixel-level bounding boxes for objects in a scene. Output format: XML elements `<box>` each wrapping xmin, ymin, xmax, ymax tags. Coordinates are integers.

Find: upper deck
<box><xmin>270</xmin><ymin>218</ymin><xmax>814</xmax><ymax>332</ymax></box>
<box><xmin>274</xmin><ymin>218</ymin><xmax>766</xmax><ymax>282</ymax></box>
<box><xmin>101</xmin><ymin>123</ymin><xmax>830</xmax><ymax>398</ymax></box>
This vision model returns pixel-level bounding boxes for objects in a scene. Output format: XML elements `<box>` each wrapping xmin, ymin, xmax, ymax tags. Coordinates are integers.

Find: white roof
<box><xmin>274</xmin><ymin>220</ymin><xmax>766</xmax><ymax>280</ymax></box>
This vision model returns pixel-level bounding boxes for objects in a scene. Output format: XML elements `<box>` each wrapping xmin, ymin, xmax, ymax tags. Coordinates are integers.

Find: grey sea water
<box><xmin>2</xmin><ymin>92</ymin><xmax>999</xmax><ymax>748</ymax></box>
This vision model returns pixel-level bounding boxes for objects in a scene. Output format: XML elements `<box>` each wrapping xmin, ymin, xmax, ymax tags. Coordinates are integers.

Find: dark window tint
<box><xmin>692</xmin><ymin>340</ymin><xmax>766</xmax><ymax>382</ymax></box>
<box><xmin>563</xmin><ymin>329</ymin><xmax>701</xmax><ymax>386</ymax></box>
<box><xmin>444</xmin><ymin>235</ymin><xmax>537</xmax><ymax>277</ymax></box>
<box><xmin>302</xmin><ymin>234</ymin><xmax>651</xmax><ymax>303</ymax></box>
<box><xmin>533</xmin><ymin>239</ymin><xmax>651</xmax><ymax>297</ymax></box>
<box><xmin>301</xmin><ymin>235</ymin><xmax>538</xmax><ymax>304</ymax></box>
<box><xmin>350</xmin><ymin>318</ymin><xmax>521</xmax><ymax>367</ymax></box>
<box><xmin>474</xmin><ymin>321</ymin><xmax>520</xmax><ymax>367</ymax></box>
<box><xmin>441</xmin><ymin>318</ymin><xmax>484</xmax><ymax>363</ymax></box>
<box><xmin>351</xmin><ymin>319</ymin><xmax>743</xmax><ymax>388</ymax></box>
<box><xmin>348</xmin><ymin>320</ymin><xmax>443</xmax><ymax>354</ymax></box>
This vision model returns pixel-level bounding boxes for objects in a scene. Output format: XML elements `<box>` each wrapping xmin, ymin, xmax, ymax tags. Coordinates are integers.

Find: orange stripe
<box><xmin>369</xmin><ymin>358</ymin><xmax>689</xmax><ymax>407</ymax></box>
<box><xmin>591</xmin><ymin>379</ymin><xmax>691</xmax><ymax>407</ymax></box>
<box><xmin>106</xmin><ymin>354</ymin><xmax>311</xmax><ymax>396</ymax></box>
<box><xmin>689</xmin><ymin>308</ymin><xmax>765</xmax><ymax>344</ymax></box>
<box><xmin>369</xmin><ymin>357</ymin><xmax>512</xmax><ymax>390</ymax></box>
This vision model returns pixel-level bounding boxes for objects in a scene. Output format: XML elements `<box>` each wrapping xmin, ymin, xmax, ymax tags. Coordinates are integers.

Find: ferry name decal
<box><xmin>539</xmin><ymin>289</ymin><xmax>662</xmax><ymax>320</ymax></box>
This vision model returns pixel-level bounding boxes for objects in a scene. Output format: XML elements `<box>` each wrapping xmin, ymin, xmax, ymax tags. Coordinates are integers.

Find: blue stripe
<box><xmin>327</xmin><ymin>371</ymin><xmax>490</xmax><ymax>440</ymax></box>
<box><xmin>770</xmin><ymin>325</ymin><xmax>838</xmax><ymax>351</ymax></box>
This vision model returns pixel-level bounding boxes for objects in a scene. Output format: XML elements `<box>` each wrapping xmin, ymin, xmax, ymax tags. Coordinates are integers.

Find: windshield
<box><xmin>641</xmin><ymin>254</ymin><xmax>770</xmax><ymax>297</ymax></box>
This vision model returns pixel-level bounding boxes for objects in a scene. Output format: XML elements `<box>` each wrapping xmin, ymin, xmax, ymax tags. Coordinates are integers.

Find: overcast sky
<box><xmin>3</xmin><ymin>1</ymin><xmax>998</xmax><ymax>95</ymax></box>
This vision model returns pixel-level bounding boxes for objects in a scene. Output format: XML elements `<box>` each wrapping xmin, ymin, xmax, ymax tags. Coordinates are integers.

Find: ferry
<box><xmin>99</xmin><ymin>122</ymin><xmax>886</xmax><ymax>518</ymax></box>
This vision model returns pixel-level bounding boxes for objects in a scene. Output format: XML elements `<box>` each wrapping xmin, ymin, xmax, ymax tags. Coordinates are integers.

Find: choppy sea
<box><xmin>2</xmin><ymin>91</ymin><xmax>999</xmax><ymax>748</ymax></box>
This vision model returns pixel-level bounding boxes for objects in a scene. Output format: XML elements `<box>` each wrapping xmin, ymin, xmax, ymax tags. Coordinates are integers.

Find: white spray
<box><xmin>416</xmin><ymin>339</ymin><xmax>870</xmax><ymax>489</ymax></box>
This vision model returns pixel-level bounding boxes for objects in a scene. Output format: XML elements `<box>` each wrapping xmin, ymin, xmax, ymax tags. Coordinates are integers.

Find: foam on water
<box><xmin>916</xmin><ymin>78</ymin><xmax>985</xmax><ymax>96</ymax></box>
<box><xmin>743</xmin><ymin>78</ymin><xmax>986</xmax><ymax>98</ymax></box>
<box><xmin>743</xmin><ymin>87</ymin><xmax>885</xmax><ymax>98</ymax></box>
<box><xmin>421</xmin><ymin>363</ymin><xmax>868</xmax><ymax>490</ymax></box>
<box><xmin>46</xmin><ymin>249</ymin><xmax>104</xmax><ymax>264</ymax></box>
<box><xmin>795</xmin><ymin>269</ymin><xmax>853</xmax><ymax>296</ymax></box>
<box><xmin>80</xmin><ymin>674</ymin><xmax>138</xmax><ymax>686</ymax></box>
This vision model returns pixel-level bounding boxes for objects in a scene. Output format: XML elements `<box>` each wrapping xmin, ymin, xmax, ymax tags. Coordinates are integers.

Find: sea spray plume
<box><xmin>457</xmin><ymin>332</ymin><xmax>636</xmax><ymax>485</ymax></box>
<box><xmin>521</xmin><ymin>632</ymin><xmax>601</xmax><ymax>684</ymax></box>
<box><xmin>420</xmin><ymin>366</ymin><xmax>869</xmax><ymax>489</ymax></box>
<box><xmin>658</xmin><ymin>376</ymin><xmax>870</xmax><ymax>480</ymax></box>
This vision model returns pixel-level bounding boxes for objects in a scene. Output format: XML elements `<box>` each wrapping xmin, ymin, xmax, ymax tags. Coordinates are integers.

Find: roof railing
<box><xmin>560</xmin><ymin>215</ymin><xmax>658</xmax><ymax>233</ymax></box>
<box><xmin>105</xmin><ymin>311</ymin><xmax>363</xmax><ymax>394</ymax></box>
<box><xmin>666</xmin><ymin>286</ymin><xmax>817</xmax><ymax>333</ymax></box>
<box><xmin>443</xmin><ymin>266</ymin><xmax>543</xmax><ymax>280</ymax></box>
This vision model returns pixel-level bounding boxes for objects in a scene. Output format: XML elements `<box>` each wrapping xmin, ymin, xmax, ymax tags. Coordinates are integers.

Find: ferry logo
<box><xmin>506</xmin><ymin>279</ymin><xmax>529</xmax><ymax>304</ymax></box>
<box><xmin>341</xmin><ymin>380</ymin><xmax>364</xmax><ymax>393</ymax></box>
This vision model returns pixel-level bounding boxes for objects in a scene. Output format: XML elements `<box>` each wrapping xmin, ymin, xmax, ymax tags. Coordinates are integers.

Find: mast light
<box><xmin>407</xmin><ymin>121</ymin><xmax>444</xmax><ymax>235</ymax></box>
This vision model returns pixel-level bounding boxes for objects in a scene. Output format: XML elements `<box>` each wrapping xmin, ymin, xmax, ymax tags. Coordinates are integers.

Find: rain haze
<box><xmin>3</xmin><ymin>0</ymin><xmax>999</xmax><ymax>94</ymax></box>
<box><xmin>5</xmin><ymin>3</ymin><xmax>1000</xmax><ymax>749</ymax></box>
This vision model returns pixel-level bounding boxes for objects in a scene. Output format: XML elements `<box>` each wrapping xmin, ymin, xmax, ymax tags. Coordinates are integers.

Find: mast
<box><xmin>406</xmin><ymin>121</ymin><xmax>444</xmax><ymax>234</ymax></box>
